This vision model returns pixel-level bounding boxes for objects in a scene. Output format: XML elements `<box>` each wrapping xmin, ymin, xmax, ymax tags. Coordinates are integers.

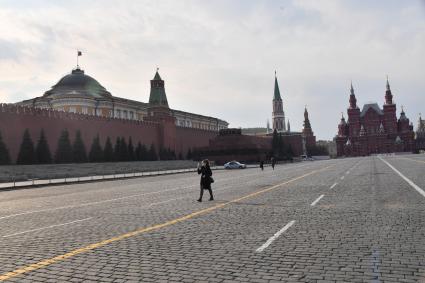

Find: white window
<box><xmin>69</xmin><ymin>107</ymin><xmax>76</xmax><ymax>113</ymax></box>
<box><xmin>82</xmin><ymin>107</ymin><xmax>88</xmax><ymax>114</ymax></box>
<box><xmin>130</xmin><ymin>111</ymin><xmax>134</xmax><ymax>120</ymax></box>
<box><xmin>116</xmin><ymin>109</ymin><xmax>121</xmax><ymax>118</ymax></box>
<box><xmin>96</xmin><ymin>108</ymin><xmax>102</xmax><ymax>116</ymax></box>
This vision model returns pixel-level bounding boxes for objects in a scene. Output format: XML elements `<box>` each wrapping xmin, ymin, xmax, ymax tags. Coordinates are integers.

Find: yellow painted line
<box><xmin>0</xmin><ymin>165</ymin><xmax>332</xmax><ymax>281</ymax></box>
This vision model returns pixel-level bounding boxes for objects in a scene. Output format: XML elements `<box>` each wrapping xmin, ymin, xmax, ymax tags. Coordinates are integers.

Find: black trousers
<box><xmin>199</xmin><ymin>185</ymin><xmax>213</xmax><ymax>200</ymax></box>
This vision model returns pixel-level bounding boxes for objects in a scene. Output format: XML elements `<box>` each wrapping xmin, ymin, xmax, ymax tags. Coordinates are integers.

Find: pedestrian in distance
<box><xmin>260</xmin><ymin>160</ymin><xmax>264</xmax><ymax>171</ymax></box>
<box><xmin>197</xmin><ymin>159</ymin><xmax>214</xmax><ymax>202</ymax></box>
<box><xmin>271</xmin><ymin>157</ymin><xmax>276</xmax><ymax>170</ymax></box>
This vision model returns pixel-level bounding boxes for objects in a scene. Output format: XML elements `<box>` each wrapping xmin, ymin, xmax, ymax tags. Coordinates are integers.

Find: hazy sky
<box><xmin>0</xmin><ymin>0</ymin><xmax>424</xmax><ymax>140</ymax></box>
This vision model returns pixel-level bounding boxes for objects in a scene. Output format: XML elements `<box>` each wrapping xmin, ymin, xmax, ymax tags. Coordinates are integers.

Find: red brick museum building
<box><xmin>336</xmin><ymin>80</ymin><xmax>415</xmax><ymax>157</ymax></box>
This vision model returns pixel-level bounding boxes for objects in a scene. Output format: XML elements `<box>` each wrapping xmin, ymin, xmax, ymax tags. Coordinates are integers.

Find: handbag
<box><xmin>210</xmin><ymin>176</ymin><xmax>215</xmax><ymax>183</ymax></box>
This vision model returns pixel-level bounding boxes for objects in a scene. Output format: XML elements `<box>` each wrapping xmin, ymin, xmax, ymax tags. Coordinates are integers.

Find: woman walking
<box><xmin>197</xmin><ymin>159</ymin><xmax>214</xmax><ymax>202</ymax></box>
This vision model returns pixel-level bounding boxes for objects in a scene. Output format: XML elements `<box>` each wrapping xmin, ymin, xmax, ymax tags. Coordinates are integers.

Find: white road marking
<box><xmin>310</xmin><ymin>194</ymin><xmax>325</xmax><ymax>206</ymax></box>
<box><xmin>330</xmin><ymin>183</ymin><xmax>338</xmax><ymax>189</ymax></box>
<box><xmin>379</xmin><ymin>157</ymin><xmax>425</xmax><ymax>198</ymax></box>
<box><xmin>2</xmin><ymin>217</ymin><xmax>92</xmax><ymax>238</ymax></box>
<box><xmin>340</xmin><ymin>176</ymin><xmax>345</xmax><ymax>180</ymax></box>
<box><xmin>256</xmin><ymin>220</ymin><xmax>295</xmax><ymax>252</ymax></box>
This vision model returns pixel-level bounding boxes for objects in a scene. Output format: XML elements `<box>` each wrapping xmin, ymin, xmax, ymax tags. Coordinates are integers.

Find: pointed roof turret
<box><xmin>349</xmin><ymin>81</ymin><xmax>358</xmax><ymax>109</ymax></box>
<box><xmin>287</xmin><ymin>120</ymin><xmax>291</xmax><ymax>132</ymax></box>
<box><xmin>385</xmin><ymin>75</ymin><xmax>393</xmax><ymax>105</ymax></box>
<box><xmin>386</xmin><ymin>75</ymin><xmax>390</xmax><ymax>91</ymax></box>
<box><xmin>149</xmin><ymin>69</ymin><xmax>169</xmax><ymax>107</ymax></box>
<box><xmin>339</xmin><ymin>112</ymin><xmax>346</xmax><ymax>125</ymax></box>
<box><xmin>274</xmin><ymin>71</ymin><xmax>282</xmax><ymax>100</ymax></box>
<box><xmin>338</xmin><ymin>113</ymin><xmax>347</xmax><ymax>137</ymax></box>
<box><xmin>266</xmin><ymin>119</ymin><xmax>271</xmax><ymax>134</ymax></box>
<box><xmin>303</xmin><ymin>106</ymin><xmax>311</xmax><ymax>128</ymax></box>
<box><xmin>302</xmin><ymin>106</ymin><xmax>314</xmax><ymax>137</ymax></box>
<box><xmin>399</xmin><ymin>105</ymin><xmax>408</xmax><ymax>121</ymax></box>
<box><xmin>153</xmin><ymin>70</ymin><xmax>162</xmax><ymax>80</ymax></box>
<box><xmin>418</xmin><ymin>113</ymin><xmax>425</xmax><ymax>132</ymax></box>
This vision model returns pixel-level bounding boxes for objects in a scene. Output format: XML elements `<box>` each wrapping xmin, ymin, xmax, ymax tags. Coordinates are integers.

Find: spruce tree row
<box><xmin>0</xmin><ymin>131</ymin><xmax>11</xmax><ymax>165</ymax></box>
<box><xmin>14</xmin><ymin>128</ymin><xmax>172</xmax><ymax>165</ymax></box>
<box><xmin>271</xmin><ymin>129</ymin><xmax>294</xmax><ymax>160</ymax></box>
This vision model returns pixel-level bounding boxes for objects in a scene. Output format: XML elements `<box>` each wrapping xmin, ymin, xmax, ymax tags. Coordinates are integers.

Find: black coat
<box><xmin>198</xmin><ymin>165</ymin><xmax>212</xmax><ymax>189</ymax></box>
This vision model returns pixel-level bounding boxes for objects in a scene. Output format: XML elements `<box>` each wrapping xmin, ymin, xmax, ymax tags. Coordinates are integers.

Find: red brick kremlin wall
<box><xmin>175</xmin><ymin>126</ymin><xmax>218</xmax><ymax>156</ymax></box>
<box><xmin>0</xmin><ymin>104</ymin><xmax>218</xmax><ymax>163</ymax></box>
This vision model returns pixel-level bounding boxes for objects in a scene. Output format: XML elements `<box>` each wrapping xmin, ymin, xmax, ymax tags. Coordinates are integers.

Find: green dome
<box><xmin>43</xmin><ymin>67</ymin><xmax>112</xmax><ymax>99</ymax></box>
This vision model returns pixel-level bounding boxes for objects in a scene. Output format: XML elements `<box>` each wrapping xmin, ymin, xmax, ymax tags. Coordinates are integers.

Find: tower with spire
<box><xmin>347</xmin><ymin>82</ymin><xmax>361</xmax><ymax>137</ymax></box>
<box><xmin>302</xmin><ymin>106</ymin><xmax>313</xmax><ymax>136</ymax></box>
<box><xmin>301</xmin><ymin>106</ymin><xmax>316</xmax><ymax>155</ymax></box>
<box><xmin>146</xmin><ymin>69</ymin><xmax>176</xmax><ymax>152</ymax></box>
<box><xmin>416</xmin><ymin>113</ymin><xmax>425</xmax><ymax>151</ymax></box>
<box><xmin>383</xmin><ymin>77</ymin><xmax>397</xmax><ymax>134</ymax></box>
<box><xmin>272</xmin><ymin>72</ymin><xmax>286</xmax><ymax>133</ymax></box>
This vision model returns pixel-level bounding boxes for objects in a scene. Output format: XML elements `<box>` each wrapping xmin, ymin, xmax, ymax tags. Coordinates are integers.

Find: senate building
<box><xmin>17</xmin><ymin>66</ymin><xmax>228</xmax><ymax>131</ymax></box>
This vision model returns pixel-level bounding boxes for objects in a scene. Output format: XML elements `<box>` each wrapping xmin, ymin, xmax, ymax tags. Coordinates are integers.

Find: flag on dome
<box><xmin>77</xmin><ymin>51</ymin><xmax>82</xmax><ymax>56</ymax></box>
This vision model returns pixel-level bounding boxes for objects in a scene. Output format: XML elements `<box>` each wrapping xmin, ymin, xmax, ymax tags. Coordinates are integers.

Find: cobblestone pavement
<box><xmin>0</xmin><ymin>156</ymin><xmax>424</xmax><ymax>282</ymax></box>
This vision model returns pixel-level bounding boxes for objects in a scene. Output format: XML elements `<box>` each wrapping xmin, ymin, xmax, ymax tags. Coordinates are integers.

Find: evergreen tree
<box><xmin>278</xmin><ymin>133</ymin><xmax>285</xmax><ymax>158</ymax></box>
<box><xmin>135</xmin><ymin>142</ymin><xmax>142</xmax><ymax>161</ymax></box>
<box><xmin>35</xmin><ymin>129</ymin><xmax>52</xmax><ymax>164</ymax></box>
<box><xmin>127</xmin><ymin>137</ymin><xmax>135</xmax><ymax>161</ymax></box>
<box><xmin>169</xmin><ymin>148</ymin><xmax>176</xmax><ymax>160</ymax></box>
<box><xmin>55</xmin><ymin>129</ymin><xmax>73</xmax><ymax>163</ymax></box>
<box><xmin>89</xmin><ymin>135</ymin><xmax>103</xmax><ymax>162</ymax></box>
<box><xmin>140</xmin><ymin>143</ymin><xmax>148</xmax><ymax>161</ymax></box>
<box><xmin>17</xmin><ymin>129</ymin><xmax>36</xmax><ymax>165</ymax></box>
<box><xmin>286</xmin><ymin>144</ymin><xmax>294</xmax><ymax>158</ymax></box>
<box><xmin>103</xmin><ymin>137</ymin><xmax>114</xmax><ymax>162</ymax></box>
<box><xmin>159</xmin><ymin>147</ymin><xmax>166</xmax><ymax>160</ymax></box>
<box><xmin>119</xmin><ymin>137</ymin><xmax>128</xmax><ymax>161</ymax></box>
<box><xmin>114</xmin><ymin>137</ymin><xmax>121</xmax><ymax>161</ymax></box>
<box><xmin>0</xmin><ymin>131</ymin><xmax>11</xmax><ymax>165</ymax></box>
<box><xmin>271</xmin><ymin>129</ymin><xmax>279</xmax><ymax>156</ymax></box>
<box><xmin>73</xmin><ymin>130</ymin><xmax>87</xmax><ymax>163</ymax></box>
<box><xmin>186</xmin><ymin>148</ymin><xmax>192</xmax><ymax>160</ymax></box>
<box><xmin>135</xmin><ymin>142</ymin><xmax>148</xmax><ymax>161</ymax></box>
<box><xmin>148</xmin><ymin>143</ymin><xmax>157</xmax><ymax>161</ymax></box>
